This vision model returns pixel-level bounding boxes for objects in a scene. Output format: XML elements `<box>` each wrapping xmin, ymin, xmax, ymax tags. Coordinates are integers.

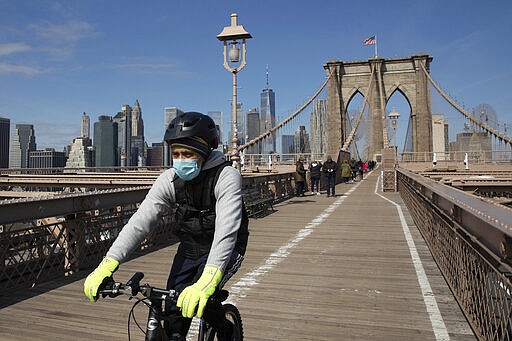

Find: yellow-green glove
<box><xmin>83</xmin><ymin>257</ymin><xmax>119</xmax><ymax>302</ymax></box>
<box><xmin>177</xmin><ymin>265</ymin><xmax>223</xmax><ymax>318</ymax></box>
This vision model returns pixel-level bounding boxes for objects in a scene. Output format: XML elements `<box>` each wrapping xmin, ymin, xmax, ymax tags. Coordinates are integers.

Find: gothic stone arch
<box><xmin>323</xmin><ymin>55</ymin><xmax>433</xmax><ymax>160</ymax></box>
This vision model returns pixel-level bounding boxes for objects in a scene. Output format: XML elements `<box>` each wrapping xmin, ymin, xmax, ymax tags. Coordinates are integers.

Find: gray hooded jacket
<box><xmin>106</xmin><ymin>150</ymin><xmax>243</xmax><ymax>273</ymax></box>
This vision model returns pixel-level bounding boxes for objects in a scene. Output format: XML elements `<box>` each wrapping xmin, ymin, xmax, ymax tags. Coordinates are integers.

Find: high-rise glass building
<box><xmin>310</xmin><ymin>99</ymin><xmax>328</xmax><ymax>155</ymax></box>
<box><xmin>81</xmin><ymin>112</ymin><xmax>90</xmax><ymax>139</ymax></box>
<box><xmin>164</xmin><ymin>107</ymin><xmax>185</xmax><ymax>166</ymax></box>
<box><xmin>229</xmin><ymin>103</ymin><xmax>245</xmax><ymax>146</ymax></box>
<box><xmin>208</xmin><ymin>111</ymin><xmax>223</xmax><ymax>149</ymax></box>
<box><xmin>0</xmin><ymin>117</ymin><xmax>10</xmax><ymax>168</ymax></box>
<box><xmin>246</xmin><ymin>109</ymin><xmax>260</xmax><ymax>154</ymax></box>
<box><xmin>237</xmin><ymin>103</ymin><xmax>245</xmax><ymax>145</ymax></box>
<box><xmin>281</xmin><ymin>135</ymin><xmax>294</xmax><ymax>154</ymax></box>
<box><xmin>113</xmin><ymin>105</ymin><xmax>132</xmax><ymax>167</ymax></box>
<box><xmin>94</xmin><ymin>115</ymin><xmax>118</xmax><ymax>167</ymax></box>
<box><xmin>260</xmin><ymin>88</ymin><xmax>276</xmax><ymax>154</ymax></box>
<box><xmin>10</xmin><ymin>124</ymin><xmax>36</xmax><ymax>168</ymax></box>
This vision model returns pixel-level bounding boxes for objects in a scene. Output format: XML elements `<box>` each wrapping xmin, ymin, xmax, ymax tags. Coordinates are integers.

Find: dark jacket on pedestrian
<box><xmin>309</xmin><ymin>161</ymin><xmax>322</xmax><ymax>178</ymax></box>
<box><xmin>322</xmin><ymin>157</ymin><xmax>338</xmax><ymax>178</ymax></box>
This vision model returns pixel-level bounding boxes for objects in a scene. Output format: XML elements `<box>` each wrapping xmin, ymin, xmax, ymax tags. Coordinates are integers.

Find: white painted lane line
<box><xmin>227</xmin><ymin>181</ymin><xmax>362</xmax><ymax>303</ymax></box>
<box><xmin>374</xmin><ymin>173</ymin><xmax>450</xmax><ymax>341</ymax></box>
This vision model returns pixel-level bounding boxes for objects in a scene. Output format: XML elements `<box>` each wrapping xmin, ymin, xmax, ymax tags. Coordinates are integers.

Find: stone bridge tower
<box><xmin>323</xmin><ymin>54</ymin><xmax>433</xmax><ymax>160</ymax></box>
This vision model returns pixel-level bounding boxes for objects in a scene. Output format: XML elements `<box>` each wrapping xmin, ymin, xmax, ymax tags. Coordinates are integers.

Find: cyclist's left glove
<box><xmin>83</xmin><ymin>257</ymin><xmax>119</xmax><ymax>302</ymax></box>
<box><xmin>177</xmin><ymin>265</ymin><xmax>223</xmax><ymax>318</ymax></box>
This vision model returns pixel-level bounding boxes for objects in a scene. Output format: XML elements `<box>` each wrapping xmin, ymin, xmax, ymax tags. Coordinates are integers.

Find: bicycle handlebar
<box><xmin>98</xmin><ymin>272</ymin><xmax>179</xmax><ymax>302</ymax></box>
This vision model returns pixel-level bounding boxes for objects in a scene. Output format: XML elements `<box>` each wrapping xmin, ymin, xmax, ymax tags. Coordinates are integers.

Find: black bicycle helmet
<box><xmin>164</xmin><ymin>111</ymin><xmax>219</xmax><ymax>149</ymax></box>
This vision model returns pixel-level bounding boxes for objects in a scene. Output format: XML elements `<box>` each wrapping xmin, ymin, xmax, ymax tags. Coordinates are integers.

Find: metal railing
<box><xmin>400</xmin><ymin>150</ymin><xmax>512</xmax><ymax>164</ymax></box>
<box><xmin>398</xmin><ymin>168</ymin><xmax>512</xmax><ymax>340</ymax></box>
<box><xmin>0</xmin><ymin>172</ymin><xmax>296</xmax><ymax>292</ymax></box>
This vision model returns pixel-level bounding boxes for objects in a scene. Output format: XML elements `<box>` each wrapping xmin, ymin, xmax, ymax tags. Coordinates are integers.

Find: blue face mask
<box><xmin>173</xmin><ymin>159</ymin><xmax>201</xmax><ymax>181</ymax></box>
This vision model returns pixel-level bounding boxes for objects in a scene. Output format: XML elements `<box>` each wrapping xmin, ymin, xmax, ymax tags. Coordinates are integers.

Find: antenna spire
<box><xmin>266</xmin><ymin>64</ymin><xmax>269</xmax><ymax>89</ymax></box>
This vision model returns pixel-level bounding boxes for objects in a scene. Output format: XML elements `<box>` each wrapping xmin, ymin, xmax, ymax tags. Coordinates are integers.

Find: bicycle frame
<box><xmin>145</xmin><ymin>296</ymin><xmax>166</xmax><ymax>340</ymax></box>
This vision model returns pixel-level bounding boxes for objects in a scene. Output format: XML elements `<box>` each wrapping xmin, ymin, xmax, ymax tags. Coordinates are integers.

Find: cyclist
<box><xmin>84</xmin><ymin>112</ymin><xmax>247</xmax><ymax>341</ymax></box>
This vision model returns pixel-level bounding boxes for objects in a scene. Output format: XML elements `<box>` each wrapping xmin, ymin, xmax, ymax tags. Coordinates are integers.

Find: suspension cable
<box><xmin>419</xmin><ymin>62</ymin><xmax>512</xmax><ymax>147</ymax></box>
<box><xmin>238</xmin><ymin>69</ymin><xmax>335</xmax><ymax>152</ymax></box>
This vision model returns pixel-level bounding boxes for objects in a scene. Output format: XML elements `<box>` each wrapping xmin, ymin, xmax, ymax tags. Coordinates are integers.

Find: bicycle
<box><xmin>98</xmin><ymin>272</ymin><xmax>243</xmax><ymax>341</ymax></box>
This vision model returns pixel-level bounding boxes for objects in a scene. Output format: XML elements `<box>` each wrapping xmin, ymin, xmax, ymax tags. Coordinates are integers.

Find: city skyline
<box><xmin>0</xmin><ymin>1</ymin><xmax>511</xmax><ymax>151</ymax></box>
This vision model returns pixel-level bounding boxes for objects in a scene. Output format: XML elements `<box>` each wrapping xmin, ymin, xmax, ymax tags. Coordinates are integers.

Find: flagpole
<box><xmin>375</xmin><ymin>35</ymin><xmax>378</xmax><ymax>58</ymax></box>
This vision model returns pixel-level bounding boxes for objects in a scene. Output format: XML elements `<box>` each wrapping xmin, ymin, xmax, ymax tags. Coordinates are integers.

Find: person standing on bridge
<box><xmin>83</xmin><ymin>112</ymin><xmax>248</xmax><ymax>341</ymax></box>
<box><xmin>341</xmin><ymin>159</ymin><xmax>352</xmax><ymax>183</ymax></box>
<box><xmin>295</xmin><ymin>156</ymin><xmax>306</xmax><ymax>196</ymax></box>
<box><xmin>322</xmin><ymin>155</ymin><xmax>338</xmax><ymax>197</ymax></box>
<box><xmin>309</xmin><ymin>159</ymin><xmax>322</xmax><ymax>195</ymax></box>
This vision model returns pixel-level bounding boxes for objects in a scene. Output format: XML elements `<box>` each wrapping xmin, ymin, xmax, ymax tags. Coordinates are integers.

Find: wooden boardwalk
<box><xmin>0</xmin><ymin>171</ymin><xmax>476</xmax><ymax>340</ymax></box>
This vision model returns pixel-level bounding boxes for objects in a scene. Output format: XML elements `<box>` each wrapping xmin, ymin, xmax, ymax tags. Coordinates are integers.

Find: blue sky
<box><xmin>0</xmin><ymin>0</ymin><xmax>511</xmax><ymax>152</ymax></box>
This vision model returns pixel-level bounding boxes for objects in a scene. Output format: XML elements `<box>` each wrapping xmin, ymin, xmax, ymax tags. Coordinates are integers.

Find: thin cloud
<box><xmin>0</xmin><ymin>62</ymin><xmax>45</xmax><ymax>75</ymax></box>
<box><xmin>27</xmin><ymin>20</ymin><xmax>98</xmax><ymax>43</ymax></box>
<box><xmin>33</xmin><ymin>121</ymin><xmax>79</xmax><ymax>149</ymax></box>
<box><xmin>111</xmin><ymin>60</ymin><xmax>197</xmax><ymax>77</ymax></box>
<box><xmin>0</xmin><ymin>43</ymin><xmax>31</xmax><ymax>56</ymax></box>
<box><xmin>112</xmin><ymin>63</ymin><xmax>176</xmax><ymax>70</ymax></box>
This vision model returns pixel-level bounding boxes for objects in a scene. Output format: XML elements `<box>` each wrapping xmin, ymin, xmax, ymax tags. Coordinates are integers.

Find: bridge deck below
<box><xmin>0</xmin><ymin>171</ymin><xmax>476</xmax><ymax>340</ymax></box>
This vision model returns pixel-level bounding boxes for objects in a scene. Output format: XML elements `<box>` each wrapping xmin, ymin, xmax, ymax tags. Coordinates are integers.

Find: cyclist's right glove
<box><xmin>83</xmin><ymin>257</ymin><xmax>119</xmax><ymax>302</ymax></box>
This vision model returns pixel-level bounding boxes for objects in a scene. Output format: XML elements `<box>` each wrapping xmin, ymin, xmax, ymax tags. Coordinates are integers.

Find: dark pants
<box><xmin>164</xmin><ymin>248</ymin><xmax>243</xmax><ymax>339</ymax></box>
<box><xmin>310</xmin><ymin>176</ymin><xmax>320</xmax><ymax>192</ymax></box>
<box><xmin>295</xmin><ymin>181</ymin><xmax>305</xmax><ymax>196</ymax></box>
<box><xmin>325</xmin><ymin>175</ymin><xmax>336</xmax><ymax>196</ymax></box>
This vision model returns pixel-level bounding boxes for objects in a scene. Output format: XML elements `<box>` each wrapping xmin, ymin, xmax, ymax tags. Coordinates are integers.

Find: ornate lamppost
<box><xmin>217</xmin><ymin>13</ymin><xmax>252</xmax><ymax>170</ymax></box>
<box><xmin>388</xmin><ymin>108</ymin><xmax>400</xmax><ymax>166</ymax></box>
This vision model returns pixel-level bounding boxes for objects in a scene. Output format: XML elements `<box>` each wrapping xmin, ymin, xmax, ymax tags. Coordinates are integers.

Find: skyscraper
<box><xmin>229</xmin><ymin>103</ymin><xmax>245</xmax><ymax>146</ymax></box>
<box><xmin>246</xmin><ymin>109</ymin><xmax>260</xmax><ymax>154</ymax></box>
<box><xmin>310</xmin><ymin>99</ymin><xmax>328</xmax><ymax>155</ymax></box>
<box><xmin>0</xmin><ymin>117</ymin><xmax>10</xmax><ymax>168</ymax></box>
<box><xmin>164</xmin><ymin>107</ymin><xmax>185</xmax><ymax>166</ymax></box>
<box><xmin>113</xmin><ymin>104</ymin><xmax>132</xmax><ymax>167</ymax></box>
<box><xmin>208</xmin><ymin>111</ymin><xmax>223</xmax><ymax>149</ymax></box>
<box><xmin>131</xmin><ymin>99</ymin><xmax>145</xmax><ymax>166</ymax></box>
<box><xmin>131</xmin><ymin>100</ymin><xmax>144</xmax><ymax>137</ymax></box>
<box><xmin>281</xmin><ymin>135</ymin><xmax>294</xmax><ymax>154</ymax></box>
<box><xmin>94</xmin><ymin>115</ymin><xmax>118</xmax><ymax>167</ymax></box>
<box><xmin>9</xmin><ymin>124</ymin><xmax>36</xmax><ymax>168</ymax></box>
<box><xmin>81</xmin><ymin>112</ymin><xmax>90</xmax><ymax>139</ymax></box>
<box><xmin>260</xmin><ymin>70</ymin><xmax>276</xmax><ymax>154</ymax></box>
<box><xmin>294</xmin><ymin>126</ymin><xmax>310</xmax><ymax>154</ymax></box>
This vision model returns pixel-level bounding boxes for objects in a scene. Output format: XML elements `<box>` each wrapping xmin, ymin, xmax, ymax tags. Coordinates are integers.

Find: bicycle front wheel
<box><xmin>205</xmin><ymin>303</ymin><xmax>243</xmax><ymax>341</ymax></box>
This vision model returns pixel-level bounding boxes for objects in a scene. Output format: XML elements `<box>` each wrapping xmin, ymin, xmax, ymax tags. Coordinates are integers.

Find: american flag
<box><xmin>363</xmin><ymin>36</ymin><xmax>376</xmax><ymax>45</ymax></box>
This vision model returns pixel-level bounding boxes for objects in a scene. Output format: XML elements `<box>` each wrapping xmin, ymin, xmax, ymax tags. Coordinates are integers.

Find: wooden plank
<box><xmin>0</xmin><ymin>171</ymin><xmax>475</xmax><ymax>340</ymax></box>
